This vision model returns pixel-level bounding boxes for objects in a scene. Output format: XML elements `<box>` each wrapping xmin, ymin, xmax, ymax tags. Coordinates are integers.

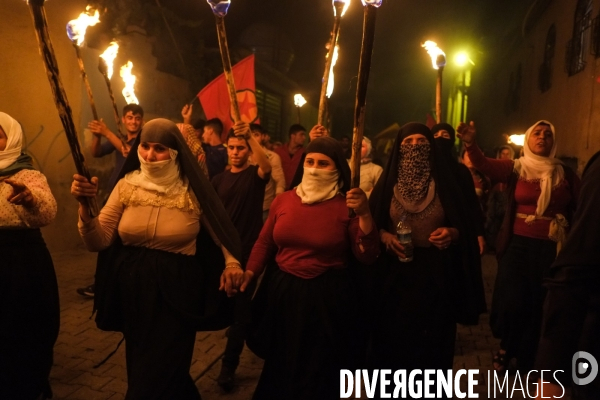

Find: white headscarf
<box><xmin>513</xmin><ymin>120</ymin><xmax>564</xmax><ymax>217</ymax></box>
<box><xmin>125</xmin><ymin>147</ymin><xmax>184</xmax><ymax>194</ymax></box>
<box><xmin>0</xmin><ymin>112</ymin><xmax>23</xmax><ymax>169</ymax></box>
<box><xmin>296</xmin><ymin>167</ymin><xmax>340</xmax><ymax>204</ymax></box>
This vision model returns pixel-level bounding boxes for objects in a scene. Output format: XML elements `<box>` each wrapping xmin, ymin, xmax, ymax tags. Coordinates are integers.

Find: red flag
<box><xmin>198</xmin><ymin>55</ymin><xmax>259</xmax><ymax>142</ymax></box>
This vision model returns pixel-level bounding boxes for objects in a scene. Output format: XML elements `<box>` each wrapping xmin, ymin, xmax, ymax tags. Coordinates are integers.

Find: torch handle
<box><xmin>350</xmin><ymin>6</ymin><xmax>378</xmax><ymax>190</ymax></box>
<box><xmin>73</xmin><ymin>44</ymin><xmax>99</xmax><ymax>121</ymax></box>
<box><xmin>98</xmin><ymin>64</ymin><xmax>128</xmax><ymax>146</ymax></box>
<box><xmin>215</xmin><ymin>16</ymin><xmax>241</xmax><ymax>124</ymax></box>
<box><xmin>318</xmin><ymin>16</ymin><xmax>342</xmax><ymax>127</ymax></box>
<box><xmin>436</xmin><ymin>67</ymin><xmax>443</xmax><ymax>123</ymax></box>
<box><xmin>28</xmin><ymin>2</ymin><xmax>99</xmax><ymax>217</ymax></box>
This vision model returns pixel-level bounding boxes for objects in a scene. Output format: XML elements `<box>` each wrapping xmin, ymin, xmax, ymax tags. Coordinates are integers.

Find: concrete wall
<box><xmin>475</xmin><ymin>0</ymin><xmax>600</xmax><ymax>172</ymax></box>
<box><xmin>0</xmin><ymin>1</ymin><xmax>192</xmax><ymax>252</ymax></box>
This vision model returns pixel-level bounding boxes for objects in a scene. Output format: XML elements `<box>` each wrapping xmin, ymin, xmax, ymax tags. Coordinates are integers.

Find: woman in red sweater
<box><xmin>240</xmin><ymin>137</ymin><xmax>379</xmax><ymax>400</ymax></box>
<box><xmin>457</xmin><ymin>120</ymin><xmax>580</xmax><ymax>374</ymax></box>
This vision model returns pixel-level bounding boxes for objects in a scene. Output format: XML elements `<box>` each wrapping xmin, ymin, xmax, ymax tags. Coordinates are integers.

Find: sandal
<box><xmin>493</xmin><ymin>349</ymin><xmax>507</xmax><ymax>372</ymax></box>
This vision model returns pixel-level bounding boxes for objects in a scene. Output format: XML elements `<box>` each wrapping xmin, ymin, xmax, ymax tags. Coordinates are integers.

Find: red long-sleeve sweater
<box><xmin>466</xmin><ymin>144</ymin><xmax>580</xmax><ymax>240</ymax></box>
<box><xmin>246</xmin><ymin>190</ymin><xmax>380</xmax><ymax>279</ymax></box>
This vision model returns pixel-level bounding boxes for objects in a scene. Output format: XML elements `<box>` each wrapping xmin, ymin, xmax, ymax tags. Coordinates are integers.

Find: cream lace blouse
<box><xmin>78</xmin><ymin>179</ymin><xmax>237</xmax><ymax>262</ymax></box>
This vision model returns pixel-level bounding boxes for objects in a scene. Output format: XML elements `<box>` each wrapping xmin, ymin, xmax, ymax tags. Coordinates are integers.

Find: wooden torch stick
<box><xmin>26</xmin><ymin>0</ymin><xmax>99</xmax><ymax>217</ymax></box>
<box><xmin>214</xmin><ymin>16</ymin><xmax>241</xmax><ymax>124</ymax></box>
<box><xmin>98</xmin><ymin>58</ymin><xmax>127</xmax><ymax>145</ymax></box>
<box><xmin>317</xmin><ymin>5</ymin><xmax>344</xmax><ymax>127</ymax></box>
<box><xmin>72</xmin><ymin>44</ymin><xmax>99</xmax><ymax>121</ymax></box>
<box><xmin>350</xmin><ymin>4</ymin><xmax>378</xmax><ymax>191</ymax></box>
<box><xmin>436</xmin><ymin>66</ymin><xmax>443</xmax><ymax>123</ymax></box>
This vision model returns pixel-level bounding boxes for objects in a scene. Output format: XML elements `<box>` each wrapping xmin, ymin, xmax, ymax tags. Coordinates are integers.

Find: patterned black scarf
<box><xmin>397</xmin><ymin>143</ymin><xmax>431</xmax><ymax>202</ymax></box>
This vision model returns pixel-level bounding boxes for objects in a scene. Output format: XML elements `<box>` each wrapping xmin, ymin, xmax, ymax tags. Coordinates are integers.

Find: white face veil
<box><xmin>0</xmin><ymin>112</ymin><xmax>23</xmax><ymax>169</ymax></box>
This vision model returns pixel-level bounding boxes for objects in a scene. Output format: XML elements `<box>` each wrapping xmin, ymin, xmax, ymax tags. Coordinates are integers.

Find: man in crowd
<box><xmin>202</xmin><ymin>118</ymin><xmax>229</xmax><ymax>179</ymax></box>
<box><xmin>211</xmin><ymin>122</ymin><xmax>272</xmax><ymax>391</ymax></box>
<box><xmin>77</xmin><ymin>104</ymin><xmax>144</xmax><ymax>298</ymax></box>
<box><xmin>250</xmin><ymin>123</ymin><xmax>286</xmax><ymax>221</ymax></box>
<box><xmin>275</xmin><ymin>123</ymin><xmax>306</xmax><ymax>189</ymax></box>
<box><xmin>89</xmin><ymin>103</ymin><xmax>144</xmax><ymax>192</ymax></box>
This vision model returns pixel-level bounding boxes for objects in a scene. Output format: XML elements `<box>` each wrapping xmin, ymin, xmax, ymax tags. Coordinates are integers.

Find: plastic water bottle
<box><xmin>396</xmin><ymin>216</ymin><xmax>414</xmax><ymax>262</ymax></box>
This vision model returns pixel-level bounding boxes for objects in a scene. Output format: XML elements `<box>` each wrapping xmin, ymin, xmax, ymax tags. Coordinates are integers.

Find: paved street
<box><xmin>46</xmin><ymin>246</ymin><xmax>569</xmax><ymax>399</ymax></box>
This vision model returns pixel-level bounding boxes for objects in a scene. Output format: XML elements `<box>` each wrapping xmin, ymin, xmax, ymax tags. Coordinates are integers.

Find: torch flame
<box><xmin>422</xmin><ymin>40</ymin><xmax>447</xmax><ymax>70</ymax></box>
<box><xmin>361</xmin><ymin>0</ymin><xmax>383</xmax><ymax>7</ymax></box>
<box><xmin>326</xmin><ymin>45</ymin><xmax>339</xmax><ymax>98</ymax></box>
<box><xmin>100</xmin><ymin>41</ymin><xmax>119</xmax><ymax>79</ymax></box>
<box><xmin>294</xmin><ymin>94</ymin><xmax>307</xmax><ymax>107</ymax></box>
<box><xmin>508</xmin><ymin>134</ymin><xmax>525</xmax><ymax>146</ymax></box>
<box><xmin>333</xmin><ymin>0</ymin><xmax>351</xmax><ymax>17</ymax></box>
<box><xmin>66</xmin><ymin>6</ymin><xmax>100</xmax><ymax>46</ymax></box>
<box><xmin>120</xmin><ymin>61</ymin><xmax>139</xmax><ymax>105</ymax></box>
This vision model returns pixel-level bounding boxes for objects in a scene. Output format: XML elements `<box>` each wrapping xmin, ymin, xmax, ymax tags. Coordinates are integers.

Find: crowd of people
<box><xmin>1</xmin><ymin>106</ymin><xmax>598</xmax><ymax>399</ymax></box>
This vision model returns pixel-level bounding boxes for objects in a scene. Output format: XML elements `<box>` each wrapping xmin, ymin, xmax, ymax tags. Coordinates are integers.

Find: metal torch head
<box><xmin>361</xmin><ymin>0</ymin><xmax>383</xmax><ymax>7</ymax></box>
<box><xmin>207</xmin><ymin>0</ymin><xmax>231</xmax><ymax>17</ymax></box>
<box><xmin>333</xmin><ymin>0</ymin><xmax>350</xmax><ymax>17</ymax></box>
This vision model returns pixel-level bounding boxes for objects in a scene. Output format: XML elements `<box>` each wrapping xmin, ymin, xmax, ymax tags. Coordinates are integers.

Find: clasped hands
<box><xmin>381</xmin><ymin>227</ymin><xmax>458</xmax><ymax>259</ymax></box>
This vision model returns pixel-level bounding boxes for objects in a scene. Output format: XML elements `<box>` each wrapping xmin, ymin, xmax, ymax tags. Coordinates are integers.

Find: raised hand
<box><xmin>456</xmin><ymin>121</ymin><xmax>477</xmax><ymax>145</ymax></box>
<box><xmin>309</xmin><ymin>124</ymin><xmax>328</xmax><ymax>141</ymax></box>
<box><xmin>70</xmin><ymin>174</ymin><xmax>98</xmax><ymax>203</ymax></box>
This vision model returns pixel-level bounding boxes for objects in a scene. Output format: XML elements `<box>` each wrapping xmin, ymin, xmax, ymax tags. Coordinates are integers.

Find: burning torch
<box><xmin>98</xmin><ymin>42</ymin><xmax>127</xmax><ymax>142</ymax></box>
<box><xmin>25</xmin><ymin>0</ymin><xmax>99</xmax><ymax>216</ymax></box>
<box><xmin>350</xmin><ymin>0</ymin><xmax>382</xmax><ymax>193</ymax></box>
<box><xmin>206</xmin><ymin>0</ymin><xmax>241</xmax><ymax>124</ymax></box>
<box><xmin>294</xmin><ymin>94</ymin><xmax>307</xmax><ymax>124</ymax></box>
<box><xmin>120</xmin><ymin>61</ymin><xmax>139</xmax><ymax>105</ymax></box>
<box><xmin>66</xmin><ymin>7</ymin><xmax>100</xmax><ymax>121</ymax></box>
<box><xmin>422</xmin><ymin>40</ymin><xmax>446</xmax><ymax>123</ymax></box>
<box><xmin>318</xmin><ymin>0</ymin><xmax>350</xmax><ymax>127</ymax></box>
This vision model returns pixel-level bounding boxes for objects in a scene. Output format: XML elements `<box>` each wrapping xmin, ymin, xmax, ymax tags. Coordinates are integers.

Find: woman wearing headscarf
<box><xmin>0</xmin><ymin>112</ymin><xmax>59</xmax><ymax>400</ymax></box>
<box><xmin>71</xmin><ymin>119</ymin><xmax>244</xmax><ymax>399</ymax></box>
<box><xmin>457</xmin><ymin>120</ymin><xmax>580</xmax><ymax>374</ymax></box>
<box><xmin>353</xmin><ymin>137</ymin><xmax>383</xmax><ymax>198</ymax></box>
<box><xmin>432</xmin><ymin>122</ymin><xmax>486</xmax><ymax>254</ymax></box>
<box><xmin>368</xmin><ymin>123</ymin><xmax>485</xmax><ymax>392</ymax></box>
<box><xmin>239</xmin><ymin>137</ymin><xmax>380</xmax><ymax>400</ymax></box>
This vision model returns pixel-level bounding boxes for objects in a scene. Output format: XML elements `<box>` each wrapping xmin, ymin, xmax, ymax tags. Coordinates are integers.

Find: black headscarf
<box><xmin>431</xmin><ymin>122</ymin><xmax>457</xmax><ymax>161</ymax></box>
<box><xmin>304</xmin><ymin>136</ymin><xmax>351</xmax><ymax>194</ymax></box>
<box><xmin>117</xmin><ymin>119</ymin><xmax>242</xmax><ymax>262</ymax></box>
<box><xmin>369</xmin><ymin>122</ymin><xmax>486</xmax><ymax>325</ymax></box>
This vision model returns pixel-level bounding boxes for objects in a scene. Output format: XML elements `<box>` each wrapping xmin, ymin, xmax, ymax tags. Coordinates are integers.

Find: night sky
<box><xmin>167</xmin><ymin>0</ymin><xmax>528</xmax><ymax>137</ymax></box>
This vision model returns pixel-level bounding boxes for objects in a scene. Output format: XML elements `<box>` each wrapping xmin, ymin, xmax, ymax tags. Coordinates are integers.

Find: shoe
<box><xmin>217</xmin><ymin>364</ymin><xmax>235</xmax><ymax>392</ymax></box>
<box><xmin>76</xmin><ymin>284</ymin><xmax>95</xmax><ymax>298</ymax></box>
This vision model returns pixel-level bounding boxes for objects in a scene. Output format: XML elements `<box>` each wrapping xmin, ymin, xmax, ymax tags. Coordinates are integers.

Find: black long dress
<box><xmin>368</xmin><ymin>123</ymin><xmax>485</xmax><ymax>398</ymax></box>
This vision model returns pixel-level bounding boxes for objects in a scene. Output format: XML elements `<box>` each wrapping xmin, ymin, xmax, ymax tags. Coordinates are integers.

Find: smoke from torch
<box><xmin>66</xmin><ymin>7</ymin><xmax>100</xmax><ymax>46</ymax></box>
<box><xmin>120</xmin><ymin>61</ymin><xmax>139</xmax><ymax>105</ymax></box>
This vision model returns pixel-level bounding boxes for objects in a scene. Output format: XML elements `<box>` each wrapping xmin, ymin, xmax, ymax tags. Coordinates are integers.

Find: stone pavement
<box><xmin>47</xmin><ymin>246</ymin><xmax>569</xmax><ymax>399</ymax></box>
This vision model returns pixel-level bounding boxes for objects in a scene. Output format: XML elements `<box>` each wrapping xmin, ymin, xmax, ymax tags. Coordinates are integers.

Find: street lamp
<box><xmin>454</xmin><ymin>51</ymin><xmax>474</xmax><ymax>123</ymax></box>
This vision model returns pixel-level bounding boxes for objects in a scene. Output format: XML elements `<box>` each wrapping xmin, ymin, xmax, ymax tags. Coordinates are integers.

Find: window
<box><xmin>255</xmin><ymin>89</ymin><xmax>282</xmax><ymax>139</ymax></box>
<box><xmin>565</xmin><ymin>0</ymin><xmax>593</xmax><ymax>76</ymax></box>
<box><xmin>539</xmin><ymin>25</ymin><xmax>556</xmax><ymax>92</ymax></box>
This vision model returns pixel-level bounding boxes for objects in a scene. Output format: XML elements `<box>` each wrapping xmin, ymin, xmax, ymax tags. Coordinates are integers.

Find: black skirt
<box><xmin>0</xmin><ymin>229</ymin><xmax>59</xmax><ymax>400</ymax></box>
<box><xmin>250</xmin><ymin>267</ymin><xmax>363</xmax><ymax>400</ymax></box>
<box><xmin>369</xmin><ymin>246</ymin><xmax>457</xmax><ymax>373</ymax></box>
<box><xmin>98</xmin><ymin>245</ymin><xmax>217</xmax><ymax>400</ymax></box>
